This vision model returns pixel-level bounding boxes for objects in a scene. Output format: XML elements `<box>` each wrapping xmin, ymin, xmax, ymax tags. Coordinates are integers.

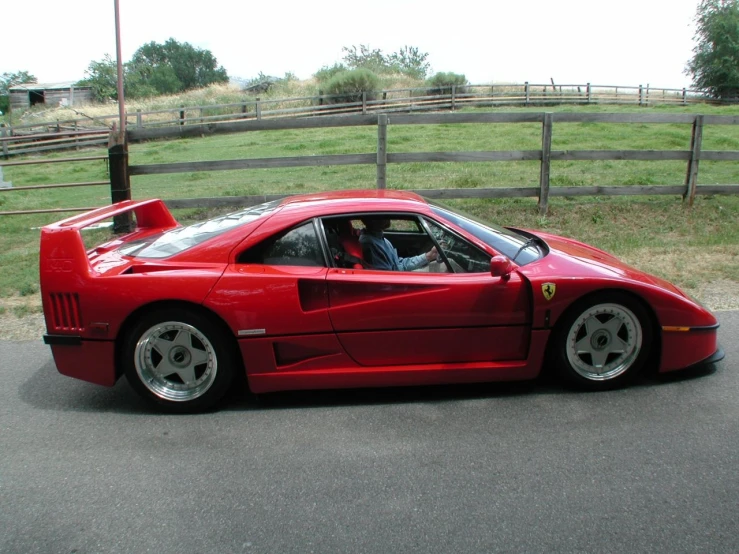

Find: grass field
<box><xmin>1</xmin><ymin>103</ymin><xmax>738</xmax><ymax>317</ymax></box>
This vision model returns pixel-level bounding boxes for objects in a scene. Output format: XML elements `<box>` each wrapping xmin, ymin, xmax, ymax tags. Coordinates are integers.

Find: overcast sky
<box><xmin>3</xmin><ymin>0</ymin><xmax>701</xmax><ymax>89</ymax></box>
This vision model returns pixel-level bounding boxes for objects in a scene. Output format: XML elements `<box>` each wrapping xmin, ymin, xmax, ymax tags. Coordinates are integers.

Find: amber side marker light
<box><xmin>662</xmin><ymin>326</ymin><xmax>691</xmax><ymax>332</ymax></box>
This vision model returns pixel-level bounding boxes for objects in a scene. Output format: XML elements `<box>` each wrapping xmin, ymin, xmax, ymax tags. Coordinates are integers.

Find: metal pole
<box><xmin>114</xmin><ymin>0</ymin><xmax>126</xmax><ymax>138</ymax></box>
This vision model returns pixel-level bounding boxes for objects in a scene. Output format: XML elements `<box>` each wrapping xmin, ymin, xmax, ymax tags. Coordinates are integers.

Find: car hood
<box><xmin>523</xmin><ymin>230</ymin><xmax>689</xmax><ymax>298</ymax></box>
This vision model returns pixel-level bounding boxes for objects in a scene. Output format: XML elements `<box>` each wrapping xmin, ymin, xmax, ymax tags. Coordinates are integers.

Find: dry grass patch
<box><xmin>0</xmin><ymin>293</ymin><xmax>44</xmax><ymax>341</ymax></box>
<box><xmin>621</xmin><ymin>245</ymin><xmax>739</xmax><ymax>309</ymax></box>
<box><xmin>622</xmin><ymin>245</ymin><xmax>739</xmax><ymax>291</ymax></box>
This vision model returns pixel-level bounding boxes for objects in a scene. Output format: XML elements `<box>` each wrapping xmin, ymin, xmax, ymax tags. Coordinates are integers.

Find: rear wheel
<box><xmin>123</xmin><ymin>308</ymin><xmax>235</xmax><ymax>412</ymax></box>
<box><xmin>554</xmin><ymin>293</ymin><xmax>652</xmax><ymax>390</ymax></box>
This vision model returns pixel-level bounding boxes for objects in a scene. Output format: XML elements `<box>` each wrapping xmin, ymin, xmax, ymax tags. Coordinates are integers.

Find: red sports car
<box><xmin>40</xmin><ymin>190</ymin><xmax>723</xmax><ymax>412</ymax></box>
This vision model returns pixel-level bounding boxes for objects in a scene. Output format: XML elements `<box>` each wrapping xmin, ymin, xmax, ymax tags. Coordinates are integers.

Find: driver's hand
<box><xmin>425</xmin><ymin>246</ymin><xmax>438</xmax><ymax>262</ymax></box>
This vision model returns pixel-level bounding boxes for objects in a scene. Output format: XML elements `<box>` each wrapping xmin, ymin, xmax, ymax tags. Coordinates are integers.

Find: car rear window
<box><xmin>116</xmin><ymin>200</ymin><xmax>280</xmax><ymax>259</ymax></box>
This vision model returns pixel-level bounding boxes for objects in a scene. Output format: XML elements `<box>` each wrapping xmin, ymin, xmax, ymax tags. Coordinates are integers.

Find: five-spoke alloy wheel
<box><xmin>554</xmin><ymin>293</ymin><xmax>653</xmax><ymax>390</ymax></box>
<box><xmin>123</xmin><ymin>308</ymin><xmax>235</xmax><ymax>412</ymax></box>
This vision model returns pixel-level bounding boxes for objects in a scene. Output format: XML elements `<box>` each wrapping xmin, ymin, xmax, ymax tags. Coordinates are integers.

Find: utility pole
<box><xmin>110</xmin><ymin>0</ymin><xmax>132</xmax><ymax>232</ymax></box>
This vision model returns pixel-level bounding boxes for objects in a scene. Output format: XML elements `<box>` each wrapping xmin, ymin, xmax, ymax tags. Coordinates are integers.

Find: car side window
<box><xmin>239</xmin><ymin>221</ymin><xmax>325</xmax><ymax>267</ymax></box>
<box><xmin>424</xmin><ymin>218</ymin><xmax>491</xmax><ymax>273</ymax></box>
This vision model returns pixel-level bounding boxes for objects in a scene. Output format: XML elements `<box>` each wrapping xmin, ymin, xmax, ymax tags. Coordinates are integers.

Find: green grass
<box><xmin>1</xmin><ymin>104</ymin><xmax>738</xmax><ymax>300</ymax></box>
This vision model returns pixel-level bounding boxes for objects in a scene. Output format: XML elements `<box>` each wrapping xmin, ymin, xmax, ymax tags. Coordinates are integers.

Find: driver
<box><xmin>359</xmin><ymin>217</ymin><xmax>437</xmax><ymax>271</ymax></box>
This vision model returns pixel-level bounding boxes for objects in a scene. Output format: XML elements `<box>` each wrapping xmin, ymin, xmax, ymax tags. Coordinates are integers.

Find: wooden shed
<box><xmin>9</xmin><ymin>82</ymin><xmax>94</xmax><ymax>111</ymax></box>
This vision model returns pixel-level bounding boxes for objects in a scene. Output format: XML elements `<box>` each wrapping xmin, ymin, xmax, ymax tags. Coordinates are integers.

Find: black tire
<box><xmin>122</xmin><ymin>307</ymin><xmax>236</xmax><ymax>413</ymax></box>
<box><xmin>552</xmin><ymin>292</ymin><xmax>653</xmax><ymax>391</ymax></box>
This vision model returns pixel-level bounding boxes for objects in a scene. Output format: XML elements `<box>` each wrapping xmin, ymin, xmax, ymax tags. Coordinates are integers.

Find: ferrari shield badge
<box><xmin>542</xmin><ymin>282</ymin><xmax>556</xmax><ymax>301</ymax></box>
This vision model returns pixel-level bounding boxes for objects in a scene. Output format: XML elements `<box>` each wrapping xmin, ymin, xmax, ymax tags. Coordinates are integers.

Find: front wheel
<box><xmin>122</xmin><ymin>308</ymin><xmax>236</xmax><ymax>412</ymax></box>
<box><xmin>553</xmin><ymin>293</ymin><xmax>653</xmax><ymax>390</ymax></box>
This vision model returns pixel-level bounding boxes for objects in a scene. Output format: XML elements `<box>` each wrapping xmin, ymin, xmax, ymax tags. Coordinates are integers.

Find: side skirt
<box><xmin>247</xmin><ymin>330</ymin><xmax>549</xmax><ymax>394</ymax></box>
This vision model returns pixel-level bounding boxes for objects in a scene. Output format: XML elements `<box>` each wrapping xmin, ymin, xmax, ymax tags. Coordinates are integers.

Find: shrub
<box><xmin>314</xmin><ymin>63</ymin><xmax>348</xmax><ymax>83</ymax></box>
<box><xmin>425</xmin><ymin>72</ymin><xmax>468</xmax><ymax>95</ymax></box>
<box><xmin>322</xmin><ymin>69</ymin><xmax>380</xmax><ymax>104</ymax></box>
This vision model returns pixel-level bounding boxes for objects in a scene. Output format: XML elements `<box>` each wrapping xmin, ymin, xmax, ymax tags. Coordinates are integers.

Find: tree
<box><xmin>0</xmin><ymin>71</ymin><xmax>37</xmax><ymax>95</ymax></box>
<box><xmin>388</xmin><ymin>46</ymin><xmax>431</xmax><ymax>80</ymax></box>
<box><xmin>129</xmin><ymin>38</ymin><xmax>229</xmax><ymax>92</ymax></box>
<box><xmin>78</xmin><ymin>55</ymin><xmax>118</xmax><ymax>101</ymax></box>
<box><xmin>686</xmin><ymin>0</ymin><xmax>739</xmax><ymax>100</ymax></box>
<box><xmin>342</xmin><ymin>45</ymin><xmax>388</xmax><ymax>74</ymax></box>
<box><xmin>79</xmin><ymin>39</ymin><xmax>229</xmax><ymax>101</ymax></box>
<box><xmin>341</xmin><ymin>45</ymin><xmax>431</xmax><ymax>79</ymax></box>
<box><xmin>1</xmin><ymin>71</ymin><xmax>37</xmax><ymax>112</ymax></box>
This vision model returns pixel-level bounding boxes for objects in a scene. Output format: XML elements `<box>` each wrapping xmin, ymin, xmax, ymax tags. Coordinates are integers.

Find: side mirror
<box><xmin>490</xmin><ymin>256</ymin><xmax>512</xmax><ymax>280</ymax></box>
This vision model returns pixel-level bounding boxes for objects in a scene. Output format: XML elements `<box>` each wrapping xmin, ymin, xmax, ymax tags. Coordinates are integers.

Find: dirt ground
<box><xmin>1</xmin><ymin>279</ymin><xmax>737</xmax><ymax>342</ymax></box>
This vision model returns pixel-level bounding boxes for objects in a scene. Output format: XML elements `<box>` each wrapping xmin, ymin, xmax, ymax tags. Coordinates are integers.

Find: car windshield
<box><xmin>117</xmin><ymin>200</ymin><xmax>281</xmax><ymax>259</ymax></box>
<box><xmin>429</xmin><ymin>200</ymin><xmax>544</xmax><ymax>265</ymax></box>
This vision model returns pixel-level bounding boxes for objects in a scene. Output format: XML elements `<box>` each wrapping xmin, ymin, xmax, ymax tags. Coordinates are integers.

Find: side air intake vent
<box><xmin>48</xmin><ymin>293</ymin><xmax>84</xmax><ymax>332</ymax></box>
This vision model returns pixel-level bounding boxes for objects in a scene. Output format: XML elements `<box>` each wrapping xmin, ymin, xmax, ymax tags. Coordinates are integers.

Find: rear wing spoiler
<box><xmin>44</xmin><ymin>199</ymin><xmax>178</xmax><ymax>232</ymax></box>
<box><xmin>40</xmin><ymin>199</ymin><xmax>179</xmax><ymax>282</ymax></box>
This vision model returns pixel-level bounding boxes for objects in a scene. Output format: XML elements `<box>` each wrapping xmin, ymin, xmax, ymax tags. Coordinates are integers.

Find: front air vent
<box><xmin>48</xmin><ymin>293</ymin><xmax>84</xmax><ymax>332</ymax></box>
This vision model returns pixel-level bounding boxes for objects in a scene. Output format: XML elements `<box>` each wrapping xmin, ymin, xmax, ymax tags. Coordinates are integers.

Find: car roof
<box><xmin>276</xmin><ymin>189</ymin><xmax>429</xmax><ymax>213</ymax></box>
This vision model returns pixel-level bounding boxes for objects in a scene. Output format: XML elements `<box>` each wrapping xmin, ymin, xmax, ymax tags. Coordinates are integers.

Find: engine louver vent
<box><xmin>48</xmin><ymin>293</ymin><xmax>83</xmax><ymax>332</ymax></box>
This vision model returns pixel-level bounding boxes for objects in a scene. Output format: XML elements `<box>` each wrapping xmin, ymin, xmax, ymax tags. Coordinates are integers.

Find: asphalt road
<box><xmin>1</xmin><ymin>311</ymin><xmax>737</xmax><ymax>554</ymax></box>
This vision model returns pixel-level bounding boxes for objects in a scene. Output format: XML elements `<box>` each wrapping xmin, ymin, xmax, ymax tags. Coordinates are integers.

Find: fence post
<box><xmin>179</xmin><ymin>105</ymin><xmax>185</xmax><ymax>126</ymax></box>
<box><xmin>451</xmin><ymin>85</ymin><xmax>457</xmax><ymax>111</ymax></box>
<box><xmin>256</xmin><ymin>98</ymin><xmax>262</xmax><ymax>120</ymax></box>
<box><xmin>241</xmin><ymin>101</ymin><xmax>248</xmax><ymax>118</ymax></box>
<box><xmin>108</xmin><ymin>131</ymin><xmax>133</xmax><ymax>232</ymax></box>
<box><xmin>639</xmin><ymin>85</ymin><xmax>644</xmax><ymax>106</ymax></box>
<box><xmin>587</xmin><ymin>83</ymin><xmax>592</xmax><ymax>104</ymax></box>
<box><xmin>525</xmin><ymin>82</ymin><xmax>530</xmax><ymax>106</ymax></box>
<box><xmin>376</xmin><ymin>114</ymin><xmax>388</xmax><ymax>189</ymax></box>
<box><xmin>538</xmin><ymin>113</ymin><xmax>553</xmax><ymax>215</ymax></box>
<box><xmin>1</xmin><ymin>124</ymin><xmax>8</xmax><ymax>159</ymax></box>
<box><xmin>684</xmin><ymin>115</ymin><xmax>704</xmax><ymax>206</ymax></box>
<box><xmin>362</xmin><ymin>91</ymin><xmax>367</xmax><ymax>115</ymax></box>
<box><xmin>136</xmin><ymin>109</ymin><xmax>143</xmax><ymax>129</ymax></box>
<box><xmin>682</xmin><ymin>88</ymin><xmax>687</xmax><ymax>105</ymax></box>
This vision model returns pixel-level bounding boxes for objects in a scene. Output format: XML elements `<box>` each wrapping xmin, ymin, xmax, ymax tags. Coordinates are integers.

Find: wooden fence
<box><xmin>2</xmin><ymin>111</ymin><xmax>738</xmax><ymax>219</ymax></box>
<box><xmin>125</xmin><ymin>112</ymin><xmax>739</xmax><ymax>215</ymax></box>
<box><xmin>0</xmin><ymin>82</ymin><xmax>724</xmax><ymax>158</ymax></box>
<box><xmin>0</xmin><ymin>155</ymin><xmax>110</xmax><ymax>216</ymax></box>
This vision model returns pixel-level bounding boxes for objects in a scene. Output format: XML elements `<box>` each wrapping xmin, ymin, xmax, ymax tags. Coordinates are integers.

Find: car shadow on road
<box><xmin>21</xmin><ymin>357</ymin><xmax>723</xmax><ymax>415</ymax></box>
<box><xmin>19</xmin><ymin>360</ymin><xmax>153</xmax><ymax>414</ymax></box>
<box><xmin>225</xmin><ymin>358</ymin><xmax>725</xmax><ymax>412</ymax></box>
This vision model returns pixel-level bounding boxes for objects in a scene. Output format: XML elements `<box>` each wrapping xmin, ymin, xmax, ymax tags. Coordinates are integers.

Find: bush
<box><xmin>425</xmin><ymin>72</ymin><xmax>468</xmax><ymax>95</ymax></box>
<box><xmin>314</xmin><ymin>63</ymin><xmax>347</xmax><ymax>83</ymax></box>
<box><xmin>322</xmin><ymin>69</ymin><xmax>380</xmax><ymax>104</ymax></box>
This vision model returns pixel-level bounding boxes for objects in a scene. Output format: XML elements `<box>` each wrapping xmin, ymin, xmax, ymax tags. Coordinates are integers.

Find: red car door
<box><xmin>326</xmin><ymin>268</ymin><xmax>531</xmax><ymax>366</ymax></box>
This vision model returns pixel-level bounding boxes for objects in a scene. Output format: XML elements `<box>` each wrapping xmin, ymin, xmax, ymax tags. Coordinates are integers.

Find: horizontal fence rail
<box><xmin>0</xmin><ymin>81</ymin><xmax>730</xmax><ymax>157</ymax></box>
<box><xmin>0</xmin><ymin>154</ymin><xmax>110</xmax><ymax>215</ymax></box>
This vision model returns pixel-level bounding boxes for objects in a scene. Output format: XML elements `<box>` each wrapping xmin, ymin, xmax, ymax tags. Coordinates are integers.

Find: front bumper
<box><xmin>682</xmin><ymin>346</ymin><xmax>725</xmax><ymax>372</ymax></box>
<box><xmin>659</xmin><ymin>324</ymin><xmax>722</xmax><ymax>373</ymax></box>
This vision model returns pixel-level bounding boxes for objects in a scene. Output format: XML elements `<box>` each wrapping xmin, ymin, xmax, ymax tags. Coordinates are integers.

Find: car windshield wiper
<box><xmin>511</xmin><ymin>237</ymin><xmax>540</xmax><ymax>262</ymax></box>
